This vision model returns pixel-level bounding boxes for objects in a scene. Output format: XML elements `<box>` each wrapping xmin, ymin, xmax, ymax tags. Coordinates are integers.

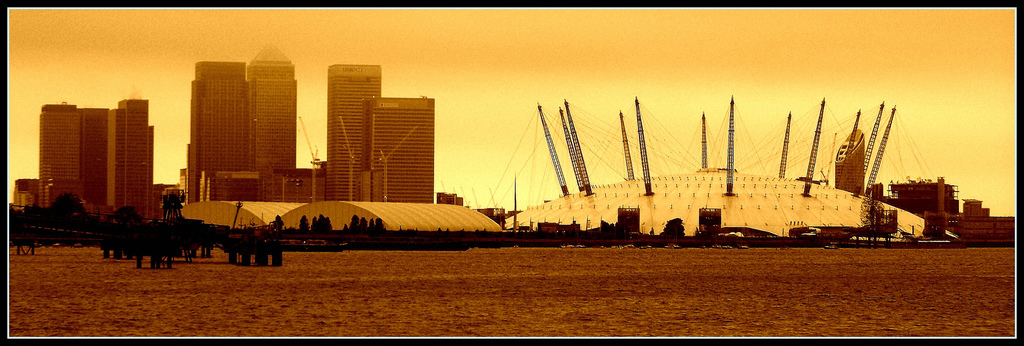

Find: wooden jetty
<box><xmin>9</xmin><ymin>194</ymin><xmax>283</xmax><ymax>269</ymax></box>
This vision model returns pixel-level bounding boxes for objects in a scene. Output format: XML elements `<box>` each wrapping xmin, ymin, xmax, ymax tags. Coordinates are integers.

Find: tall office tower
<box><xmin>39</xmin><ymin>103</ymin><xmax>85</xmax><ymax>207</ymax></box>
<box><xmin>326</xmin><ymin>64</ymin><xmax>381</xmax><ymax>201</ymax></box>
<box><xmin>188</xmin><ymin>61</ymin><xmax>250</xmax><ymax>203</ymax></box>
<box><xmin>834</xmin><ymin>129</ymin><xmax>866</xmax><ymax>195</ymax></box>
<box><xmin>80</xmin><ymin>108</ymin><xmax>110</xmax><ymax>207</ymax></box>
<box><xmin>247</xmin><ymin>46</ymin><xmax>297</xmax><ymax>177</ymax></box>
<box><xmin>108</xmin><ymin>99</ymin><xmax>154</xmax><ymax>217</ymax></box>
<box><xmin>359</xmin><ymin>97</ymin><xmax>435</xmax><ymax>203</ymax></box>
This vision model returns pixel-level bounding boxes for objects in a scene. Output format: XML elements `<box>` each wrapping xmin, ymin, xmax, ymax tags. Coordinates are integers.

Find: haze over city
<box><xmin>7</xmin><ymin>8</ymin><xmax>1017</xmax><ymax>216</ymax></box>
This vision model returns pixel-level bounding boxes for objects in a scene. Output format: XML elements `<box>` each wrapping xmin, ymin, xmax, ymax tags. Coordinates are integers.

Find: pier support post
<box><xmin>271</xmin><ymin>251</ymin><xmax>283</xmax><ymax>266</ymax></box>
<box><xmin>240</xmin><ymin>249</ymin><xmax>251</xmax><ymax>266</ymax></box>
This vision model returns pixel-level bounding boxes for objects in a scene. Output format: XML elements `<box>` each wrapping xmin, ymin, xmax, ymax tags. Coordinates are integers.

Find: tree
<box><xmin>271</xmin><ymin>215</ymin><xmax>284</xmax><ymax>232</ymax></box>
<box><xmin>663</xmin><ymin>218</ymin><xmax>685</xmax><ymax>237</ymax></box>
<box><xmin>114</xmin><ymin>206</ymin><xmax>142</xmax><ymax>225</ymax></box>
<box><xmin>50</xmin><ymin>193</ymin><xmax>85</xmax><ymax>217</ymax></box>
<box><xmin>321</xmin><ymin>216</ymin><xmax>332</xmax><ymax>232</ymax></box>
<box><xmin>299</xmin><ymin>215</ymin><xmax>309</xmax><ymax>233</ymax></box>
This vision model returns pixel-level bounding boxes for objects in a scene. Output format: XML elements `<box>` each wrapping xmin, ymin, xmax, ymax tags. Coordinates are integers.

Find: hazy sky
<box><xmin>7</xmin><ymin>8</ymin><xmax>1017</xmax><ymax>216</ymax></box>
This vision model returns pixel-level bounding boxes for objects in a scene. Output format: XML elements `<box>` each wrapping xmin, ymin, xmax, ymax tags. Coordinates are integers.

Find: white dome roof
<box><xmin>282</xmin><ymin>201</ymin><xmax>502</xmax><ymax>232</ymax></box>
<box><xmin>516</xmin><ymin>169</ymin><xmax>925</xmax><ymax>236</ymax></box>
<box><xmin>182</xmin><ymin>200</ymin><xmax>502</xmax><ymax>232</ymax></box>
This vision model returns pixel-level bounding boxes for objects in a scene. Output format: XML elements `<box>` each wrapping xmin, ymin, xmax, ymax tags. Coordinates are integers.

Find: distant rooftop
<box><xmin>251</xmin><ymin>45</ymin><xmax>291</xmax><ymax>64</ymax></box>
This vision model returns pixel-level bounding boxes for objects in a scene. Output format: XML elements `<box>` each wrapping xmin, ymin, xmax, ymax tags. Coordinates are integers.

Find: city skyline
<box><xmin>7</xmin><ymin>8</ymin><xmax>1017</xmax><ymax>216</ymax></box>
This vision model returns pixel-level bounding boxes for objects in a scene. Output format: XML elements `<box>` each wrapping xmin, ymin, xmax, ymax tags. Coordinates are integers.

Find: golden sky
<box><xmin>7</xmin><ymin>8</ymin><xmax>1017</xmax><ymax>216</ymax></box>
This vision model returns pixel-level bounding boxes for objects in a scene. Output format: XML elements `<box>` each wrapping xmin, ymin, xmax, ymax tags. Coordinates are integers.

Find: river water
<box><xmin>8</xmin><ymin>246</ymin><xmax>1016</xmax><ymax>338</ymax></box>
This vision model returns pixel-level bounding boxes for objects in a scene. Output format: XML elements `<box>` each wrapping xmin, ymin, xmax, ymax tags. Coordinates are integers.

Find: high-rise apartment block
<box><xmin>359</xmin><ymin>97</ymin><xmax>435</xmax><ymax>204</ymax></box>
<box><xmin>326</xmin><ymin>65</ymin><xmax>382</xmax><ymax>201</ymax></box>
<box><xmin>37</xmin><ymin>100</ymin><xmax>153</xmax><ymax>217</ymax></box>
<box><xmin>188</xmin><ymin>61</ymin><xmax>250</xmax><ymax>203</ymax></box>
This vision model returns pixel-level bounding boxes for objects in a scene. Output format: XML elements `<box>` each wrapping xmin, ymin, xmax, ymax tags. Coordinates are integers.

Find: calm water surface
<box><xmin>8</xmin><ymin>246</ymin><xmax>1016</xmax><ymax>337</ymax></box>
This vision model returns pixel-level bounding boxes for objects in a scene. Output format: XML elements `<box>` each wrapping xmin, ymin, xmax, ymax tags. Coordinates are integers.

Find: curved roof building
<box><xmin>181</xmin><ymin>200</ymin><xmax>502</xmax><ymax>232</ymax></box>
<box><xmin>516</xmin><ymin>169</ymin><xmax>925</xmax><ymax>237</ymax></box>
<box><xmin>182</xmin><ymin>201</ymin><xmax>306</xmax><ymax>228</ymax></box>
<box><xmin>281</xmin><ymin>201</ymin><xmax>501</xmax><ymax>232</ymax></box>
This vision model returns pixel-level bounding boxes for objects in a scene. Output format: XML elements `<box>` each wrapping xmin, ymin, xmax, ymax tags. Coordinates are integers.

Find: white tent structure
<box><xmin>516</xmin><ymin>169</ymin><xmax>925</xmax><ymax>237</ymax></box>
<box><xmin>281</xmin><ymin>201</ymin><xmax>502</xmax><ymax>232</ymax></box>
<box><xmin>181</xmin><ymin>200</ymin><xmax>502</xmax><ymax>232</ymax></box>
<box><xmin>181</xmin><ymin>201</ymin><xmax>305</xmax><ymax>228</ymax></box>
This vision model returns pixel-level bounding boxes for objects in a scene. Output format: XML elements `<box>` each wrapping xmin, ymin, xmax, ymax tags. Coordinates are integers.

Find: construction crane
<box><xmin>539</xmin><ymin>105</ymin><xmax>570</xmax><ymax>196</ymax></box>
<box><xmin>634</xmin><ymin>97</ymin><xmax>653</xmax><ymax>196</ymax></box>
<box><xmin>701</xmin><ymin>112</ymin><xmax>708</xmax><ymax>170</ymax></box>
<box><xmin>725</xmin><ymin>96</ymin><xmax>736</xmax><ymax>196</ymax></box>
<box><xmin>779</xmin><ymin>112</ymin><xmax>792</xmax><ymax>179</ymax></box>
<box><xmin>619</xmin><ymin>111</ymin><xmax>636</xmax><ymax>181</ymax></box>
<box><xmin>801</xmin><ymin>98</ymin><xmax>826</xmax><ymax>197</ymax></box>
<box><xmin>563</xmin><ymin>100</ymin><xmax>593</xmax><ymax>196</ymax></box>
<box><xmin>866</xmin><ymin>106</ymin><xmax>896</xmax><ymax>196</ymax></box>
<box><xmin>298</xmin><ymin>116</ymin><xmax>322</xmax><ymax>203</ymax></box>
<box><xmin>378</xmin><ymin>125</ymin><xmax>420</xmax><ymax>202</ymax></box>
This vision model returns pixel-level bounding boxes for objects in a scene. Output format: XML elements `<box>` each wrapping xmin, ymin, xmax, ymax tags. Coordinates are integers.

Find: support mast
<box><xmin>559</xmin><ymin>108</ymin><xmax>584</xmax><ymax>194</ymax></box>
<box><xmin>701</xmin><ymin>112</ymin><xmax>708</xmax><ymax>169</ymax></box>
<box><xmin>862</xmin><ymin>102</ymin><xmax>885</xmax><ymax>191</ymax></box>
<box><xmin>619</xmin><ymin>111</ymin><xmax>636</xmax><ymax>181</ymax></box>
<box><xmin>538</xmin><ymin>105</ymin><xmax>569</xmax><ymax>196</ymax></box>
<box><xmin>779</xmin><ymin>112</ymin><xmax>792</xmax><ymax>179</ymax></box>
<box><xmin>866</xmin><ymin>106</ymin><xmax>896</xmax><ymax>196</ymax></box>
<box><xmin>564</xmin><ymin>100</ymin><xmax>593</xmax><ymax>196</ymax></box>
<box><xmin>725</xmin><ymin>96</ymin><xmax>736</xmax><ymax>196</ymax></box>
<box><xmin>802</xmin><ymin>98</ymin><xmax>826</xmax><ymax>197</ymax></box>
<box><xmin>635</xmin><ymin>97</ymin><xmax>653</xmax><ymax>196</ymax></box>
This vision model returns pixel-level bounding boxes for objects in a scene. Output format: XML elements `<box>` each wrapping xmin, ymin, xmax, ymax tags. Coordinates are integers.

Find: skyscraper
<box><xmin>247</xmin><ymin>45</ymin><xmax>297</xmax><ymax>176</ymax></box>
<box><xmin>108</xmin><ymin>99</ymin><xmax>154</xmax><ymax>217</ymax></box>
<box><xmin>80</xmin><ymin>108</ymin><xmax>110</xmax><ymax>207</ymax></box>
<box><xmin>188</xmin><ymin>61</ymin><xmax>250</xmax><ymax>203</ymax></box>
<box><xmin>326</xmin><ymin>64</ymin><xmax>382</xmax><ymax>201</ymax></box>
<box><xmin>37</xmin><ymin>100</ymin><xmax>153</xmax><ymax>216</ymax></box>
<box><xmin>360</xmin><ymin>97</ymin><xmax>435</xmax><ymax>204</ymax></box>
<box><xmin>38</xmin><ymin>103</ymin><xmax>84</xmax><ymax>207</ymax></box>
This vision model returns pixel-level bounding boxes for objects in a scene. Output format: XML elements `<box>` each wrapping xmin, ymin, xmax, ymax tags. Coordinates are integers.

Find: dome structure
<box><xmin>517</xmin><ymin>97</ymin><xmax>924</xmax><ymax>238</ymax></box>
<box><xmin>281</xmin><ymin>201</ymin><xmax>502</xmax><ymax>232</ymax></box>
<box><xmin>516</xmin><ymin>169</ymin><xmax>925</xmax><ymax>237</ymax></box>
